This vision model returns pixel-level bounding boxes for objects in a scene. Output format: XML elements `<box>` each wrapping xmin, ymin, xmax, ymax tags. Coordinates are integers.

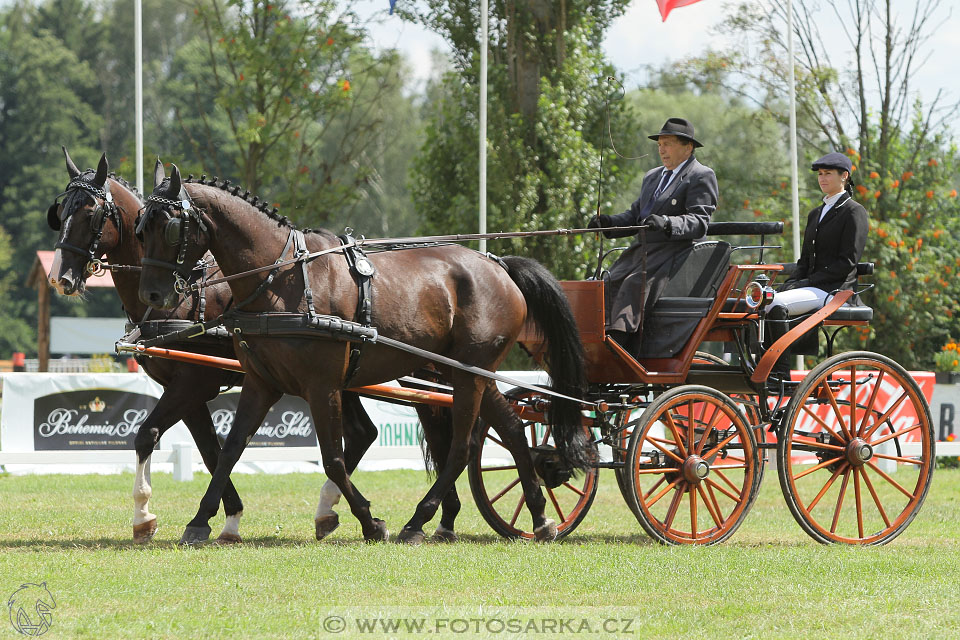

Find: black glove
<box><xmin>587</xmin><ymin>214</ymin><xmax>611</xmax><ymax>230</ymax></box>
<box><xmin>644</xmin><ymin>214</ymin><xmax>670</xmax><ymax>234</ymax></box>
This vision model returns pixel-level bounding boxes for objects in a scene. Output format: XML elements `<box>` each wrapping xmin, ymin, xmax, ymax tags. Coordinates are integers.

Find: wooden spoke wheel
<box><xmin>468</xmin><ymin>391</ymin><xmax>599</xmax><ymax>540</ymax></box>
<box><xmin>613</xmin><ymin>404</ymin><xmax>644</xmax><ymax>509</ymax></box>
<box><xmin>776</xmin><ymin>351</ymin><xmax>934</xmax><ymax>545</ymax></box>
<box><xmin>689</xmin><ymin>352</ymin><xmax>767</xmax><ymax>499</ymax></box>
<box><xmin>624</xmin><ymin>385</ymin><xmax>760</xmax><ymax>545</ymax></box>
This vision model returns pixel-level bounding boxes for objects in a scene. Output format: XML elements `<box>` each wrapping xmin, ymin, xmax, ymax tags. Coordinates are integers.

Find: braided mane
<box><xmin>185</xmin><ymin>174</ymin><xmax>295</xmax><ymax>228</ymax></box>
<box><xmin>179</xmin><ymin>174</ymin><xmax>338</xmax><ymax>239</ymax></box>
<box><xmin>108</xmin><ymin>172</ymin><xmax>141</xmax><ymax>199</ymax></box>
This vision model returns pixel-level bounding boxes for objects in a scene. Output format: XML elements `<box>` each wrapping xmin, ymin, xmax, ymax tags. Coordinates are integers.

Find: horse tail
<box><xmin>500</xmin><ymin>256</ymin><xmax>592</xmax><ymax>472</ymax></box>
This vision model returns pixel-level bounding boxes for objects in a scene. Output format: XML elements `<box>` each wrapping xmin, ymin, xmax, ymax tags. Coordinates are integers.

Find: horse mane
<box><xmin>183</xmin><ymin>174</ymin><xmax>336</xmax><ymax>239</ymax></box>
<box><xmin>107</xmin><ymin>172</ymin><xmax>141</xmax><ymax>199</ymax></box>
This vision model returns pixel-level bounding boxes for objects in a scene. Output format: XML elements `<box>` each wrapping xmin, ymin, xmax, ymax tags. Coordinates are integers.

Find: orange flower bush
<box><xmin>934</xmin><ymin>340</ymin><xmax>960</xmax><ymax>372</ymax></box>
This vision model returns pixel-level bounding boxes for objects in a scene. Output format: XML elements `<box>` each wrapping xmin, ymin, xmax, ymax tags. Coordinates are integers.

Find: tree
<box><xmin>691</xmin><ymin>0</ymin><xmax>960</xmax><ymax>368</ymax></box>
<box><xmin>166</xmin><ymin>0</ymin><xmax>409</xmax><ymax>226</ymax></box>
<box><xmin>0</xmin><ymin>4</ymin><xmax>109</xmax><ymax>357</ymax></box>
<box><xmin>406</xmin><ymin>1</ymin><xmax>640</xmax><ymax>279</ymax></box>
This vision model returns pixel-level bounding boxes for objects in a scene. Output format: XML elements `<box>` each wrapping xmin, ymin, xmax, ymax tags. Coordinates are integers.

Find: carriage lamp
<box><xmin>743</xmin><ymin>280</ymin><xmax>776</xmax><ymax>310</ymax></box>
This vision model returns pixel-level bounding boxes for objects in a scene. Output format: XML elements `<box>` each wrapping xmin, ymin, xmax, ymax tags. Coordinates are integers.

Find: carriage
<box><xmin>48</xmin><ymin>156</ymin><xmax>933</xmax><ymax>546</ymax></box>
<box><xmin>469</xmin><ymin>220</ymin><xmax>934</xmax><ymax>545</ymax></box>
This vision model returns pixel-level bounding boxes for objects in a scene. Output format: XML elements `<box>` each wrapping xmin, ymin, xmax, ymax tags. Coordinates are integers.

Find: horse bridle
<box><xmin>136</xmin><ymin>189</ymin><xmax>210</xmax><ymax>294</ymax></box>
<box><xmin>48</xmin><ymin>178</ymin><xmax>122</xmax><ymax>277</ymax></box>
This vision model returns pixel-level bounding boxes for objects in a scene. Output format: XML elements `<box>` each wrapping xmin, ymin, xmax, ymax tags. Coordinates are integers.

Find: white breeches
<box><xmin>769</xmin><ymin>286</ymin><xmax>831</xmax><ymax>318</ymax></box>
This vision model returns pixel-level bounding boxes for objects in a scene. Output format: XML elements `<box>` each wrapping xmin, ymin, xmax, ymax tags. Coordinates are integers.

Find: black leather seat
<box><xmin>637</xmin><ymin>241</ymin><xmax>732</xmax><ymax>358</ymax></box>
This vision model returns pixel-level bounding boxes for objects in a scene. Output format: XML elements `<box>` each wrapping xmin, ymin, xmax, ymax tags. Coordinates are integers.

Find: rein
<box><xmin>180</xmin><ymin>225</ymin><xmax>650</xmax><ymax>294</ymax></box>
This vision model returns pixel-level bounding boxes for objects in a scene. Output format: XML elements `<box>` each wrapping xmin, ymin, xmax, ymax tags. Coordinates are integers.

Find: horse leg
<box><xmin>416</xmin><ymin>406</ymin><xmax>461</xmax><ymax>542</ymax></box>
<box><xmin>397</xmin><ymin>372</ymin><xmax>483</xmax><ymax>545</ymax></box>
<box><xmin>132</xmin><ymin>390</ymin><xmax>195</xmax><ymax>543</ymax></box>
<box><xmin>313</xmin><ymin>391</ymin><xmax>377</xmax><ymax>540</ymax></box>
<box><xmin>181</xmin><ymin>405</ymin><xmax>246</xmax><ymax>545</ymax></box>
<box><xmin>309</xmin><ymin>389</ymin><xmax>388</xmax><ymax>542</ymax></box>
<box><xmin>180</xmin><ymin>378</ymin><xmax>281</xmax><ymax>545</ymax></box>
<box><xmin>479</xmin><ymin>388</ymin><xmax>556</xmax><ymax>541</ymax></box>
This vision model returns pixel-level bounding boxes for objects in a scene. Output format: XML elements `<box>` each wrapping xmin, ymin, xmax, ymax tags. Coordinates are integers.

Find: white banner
<box><xmin>0</xmin><ymin>371</ymin><xmax>550</xmax><ymax>475</ymax></box>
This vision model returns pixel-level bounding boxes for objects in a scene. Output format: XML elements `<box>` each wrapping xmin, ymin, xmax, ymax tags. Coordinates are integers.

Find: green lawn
<box><xmin>0</xmin><ymin>467</ymin><xmax>958</xmax><ymax>638</ymax></box>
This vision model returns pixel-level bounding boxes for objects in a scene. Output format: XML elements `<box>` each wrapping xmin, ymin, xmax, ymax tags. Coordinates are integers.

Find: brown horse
<box><xmin>47</xmin><ymin>151</ymin><xmax>454</xmax><ymax>543</ymax></box>
<box><xmin>137</xmin><ymin>163</ymin><xmax>591</xmax><ymax>544</ymax></box>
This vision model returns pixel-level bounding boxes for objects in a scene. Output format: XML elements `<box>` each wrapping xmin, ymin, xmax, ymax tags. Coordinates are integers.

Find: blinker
<box><xmin>164</xmin><ymin>216</ymin><xmax>182</xmax><ymax>245</ymax></box>
<box><xmin>47</xmin><ymin>202</ymin><xmax>61</xmax><ymax>230</ymax></box>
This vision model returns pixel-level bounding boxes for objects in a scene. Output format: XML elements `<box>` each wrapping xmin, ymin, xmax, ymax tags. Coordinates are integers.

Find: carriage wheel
<box><xmin>468</xmin><ymin>391</ymin><xmax>599</xmax><ymax>540</ymax></box>
<box><xmin>613</xmin><ymin>407</ymin><xmax>643</xmax><ymax>509</ymax></box>
<box><xmin>624</xmin><ymin>385</ymin><xmax>759</xmax><ymax>545</ymax></box>
<box><xmin>776</xmin><ymin>351</ymin><xmax>934</xmax><ymax>545</ymax></box>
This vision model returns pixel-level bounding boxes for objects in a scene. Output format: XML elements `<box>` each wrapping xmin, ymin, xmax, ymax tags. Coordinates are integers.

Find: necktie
<box><xmin>639</xmin><ymin>169</ymin><xmax>673</xmax><ymax>219</ymax></box>
<box><xmin>654</xmin><ymin>169</ymin><xmax>673</xmax><ymax>199</ymax></box>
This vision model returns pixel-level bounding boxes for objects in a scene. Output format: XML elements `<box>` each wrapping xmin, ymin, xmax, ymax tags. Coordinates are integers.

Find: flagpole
<box><xmin>135</xmin><ymin>0</ymin><xmax>144</xmax><ymax>194</ymax></box>
<box><xmin>786</xmin><ymin>0</ymin><xmax>802</xmax><ymax>371</ymax></box>
<box><xmin>478</xmin><ymin>0</ymin><xmax>488</xmax><ymax>253</ymax></box>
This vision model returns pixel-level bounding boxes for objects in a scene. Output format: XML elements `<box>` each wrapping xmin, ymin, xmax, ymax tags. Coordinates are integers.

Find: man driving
<box><xmin>588</xmin><ymin>117</ymin><xmax>719</xmax><ymax>354</ymax></box>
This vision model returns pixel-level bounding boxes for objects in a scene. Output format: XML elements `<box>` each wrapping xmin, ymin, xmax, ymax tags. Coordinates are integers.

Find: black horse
<box><xmin>136</xmin><ymin>163</ymin><xmax>591</xmax><ymax>544</ymax></box>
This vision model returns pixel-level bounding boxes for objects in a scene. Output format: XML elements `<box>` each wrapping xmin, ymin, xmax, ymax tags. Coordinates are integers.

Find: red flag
<box><xmin>657</xmin><ymin>0</ymin><xmax>707</xmax><ymax>21</ymax></box>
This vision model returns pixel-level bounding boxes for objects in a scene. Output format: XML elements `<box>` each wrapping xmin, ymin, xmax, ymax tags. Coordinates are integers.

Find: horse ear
<box><xmin>167</xmin><ymin>164</ymin><xmax>182</xmax><ymax>197</ymax></box>
<box><xmin>93</xmin><ymin>153</ymin><xmax>108</xmax><ymax>187</ymax></box>
<box><xmin>153</xmin><ymin>157</ymin><xmax>165</xmax><ymax>190</ymax></box>
<box><xmin>62</xmin><ymin>146</ymin><xmax>80</xmax><ymax>178</ymax></box>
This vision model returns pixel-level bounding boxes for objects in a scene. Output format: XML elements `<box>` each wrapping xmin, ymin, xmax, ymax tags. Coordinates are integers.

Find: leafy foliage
<box><xmin>408</xmin><ymin>2</ymin><xmax>639</xmax><ymax>279</ymax></box>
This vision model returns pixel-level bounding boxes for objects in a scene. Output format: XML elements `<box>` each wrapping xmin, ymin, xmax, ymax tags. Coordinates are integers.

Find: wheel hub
<box><xmin>681</xmin><ymin>456</ymin><xmax>710</xmax><ymax>485</ymax></box>
<box><xmin>845</xmin><ymin>438</ymin><xmax>874</xmax><ymax>467</ymax></box>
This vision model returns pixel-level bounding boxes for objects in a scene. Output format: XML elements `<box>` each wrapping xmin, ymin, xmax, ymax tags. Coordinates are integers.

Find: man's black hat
<box><xmin>649</xmin><ymin>117</ymin><xmax>703</xmax><ymax>148</ymax></box>
<box><xmin>811</xmin><ymin>152</ymin><xmax>852</xmax><ymax>173</ymax></box>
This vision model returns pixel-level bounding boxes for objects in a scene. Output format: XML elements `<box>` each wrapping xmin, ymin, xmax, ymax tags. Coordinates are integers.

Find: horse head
<box><xmin>138</xmin><ymin>161</ymin><xmax>213</xmax><ymax>309</ymax></box>
<box><xmin>48</xmin><ymin>147</ymin><xmax>127</xmax><ymax>295</ymax></box>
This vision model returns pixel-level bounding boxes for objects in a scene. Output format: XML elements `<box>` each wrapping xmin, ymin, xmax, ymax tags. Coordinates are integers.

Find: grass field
<box><xmin>1</xmin><ymin>466</ymin><xmax>959</xmax><ymax>638</ymax></box>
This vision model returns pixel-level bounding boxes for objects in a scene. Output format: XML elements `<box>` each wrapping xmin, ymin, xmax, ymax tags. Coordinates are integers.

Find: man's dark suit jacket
<box><xmin>600</xmin><ymin>156</ymin><xmax>719</xmax><ymax>339</ymax></box>
<box><xmin>792</xmin><ymin>194</ymin><xmax>869</xmax><ymax>293</ymax></box>
<box><xmin>602</xmin><ymin>157</ymin><xmax>718</xmax><ymax>242</ymax></box>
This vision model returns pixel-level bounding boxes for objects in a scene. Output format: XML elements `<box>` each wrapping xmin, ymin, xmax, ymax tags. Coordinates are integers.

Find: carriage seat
<box><xmin>636</xmin><ymin>240</ymin><xmax>732</xmax><ymax>358</ymax></box>
<box><xmin>721</xmin><ymin>262</ymin><xmax>874</xmax><ymax>321</ymax></box>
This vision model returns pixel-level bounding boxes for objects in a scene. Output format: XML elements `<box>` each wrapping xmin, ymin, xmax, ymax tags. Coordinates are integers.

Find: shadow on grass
<box><xmin>0</xmin><ymin>530</ymin><xmax>659</xmax><ymax>550</ymax></box>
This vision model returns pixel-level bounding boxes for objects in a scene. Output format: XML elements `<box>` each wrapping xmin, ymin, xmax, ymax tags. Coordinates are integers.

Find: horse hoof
<box><xmin>133</xmin><ymin>518</ymin><xmax>158</xmax><ymax>544</ymax></box>
<box><xmin>315</xmin><ymin>513</ymin><xmax>340</xmax><ymax>541</ymax></box>
<box><xmin>534</xmin><ymin>519</ymin><xmax>558</xmax><ymax>542</ymax></box>
<box><xmin>179</xmin><ymin>525</ymin><xmax>212</xmax><ymax>546</ymax></box>
<box><xmin>396</xmin><ymin>527</ymin><xmax>426</xmax><ymax>546</ymax></box>
<box><xmin>432</xmin><ymin>525</ymin><xmax>458</xmax><ymax>543</ymax></box>
<box><xmin>364</xmin><ymin>518</ymin><xmax>390</xmax><ymax>543</ymax></box>
<box><xmin>213</xmin><ymin>532</ymin><xmax>243</xmax><ymax>545</ymax></box>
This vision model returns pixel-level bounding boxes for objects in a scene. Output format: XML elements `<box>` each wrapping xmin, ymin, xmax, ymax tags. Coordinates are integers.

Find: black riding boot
<box><xmin>764</xmin><ymin>306</ymin><xmax>794</xmax><ymax>391</ymax></box>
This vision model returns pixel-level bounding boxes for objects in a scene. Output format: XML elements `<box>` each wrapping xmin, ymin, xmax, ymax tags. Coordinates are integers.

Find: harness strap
<box><xmin>293</xmin><ymin>230</ymin><xmax>317</xmax><ymax>318</ymax></box>
<box><xmin>337</xmin><ymin>231</ymin><xmax>376</xmax><ymax>386</ymax></box>
<box><xmin>232</xmin><ymin>228</ymin><xmax>298</xmax><ymax>311</ymax></box>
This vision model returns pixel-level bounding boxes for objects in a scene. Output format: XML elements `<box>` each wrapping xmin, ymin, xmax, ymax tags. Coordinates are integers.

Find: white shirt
<box><xmin>819</xmin><ymin>191</ymin><xmax>845</xmax><ymax>222</ymax></box>
<box><xmin>657</xmin><ymin>157</ymin><xmax>691</xmax><ymax>193</ymax></box>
